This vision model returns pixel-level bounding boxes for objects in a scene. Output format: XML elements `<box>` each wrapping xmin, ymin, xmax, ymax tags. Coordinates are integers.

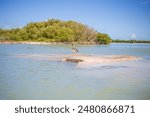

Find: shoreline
<box><xmin>0</xmin><ymin>41</ymin><xmax>96</xmax><ymax>45</ymax></box>
<box><xmin>0</xmin><ymin>41</ymin><xmax>53</xmax><ymax>45</ymax></box>
<box><xmin>0</xmin><ymin>41</ymin><xmax>150</xmax><ymax>45</ymax></box>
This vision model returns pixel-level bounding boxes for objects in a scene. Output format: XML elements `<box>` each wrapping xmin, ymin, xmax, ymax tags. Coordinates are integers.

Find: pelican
<box><xmin>72</xmin><ymin>43</ymin><xmax>79</xmax><ymax>54</ymax></box>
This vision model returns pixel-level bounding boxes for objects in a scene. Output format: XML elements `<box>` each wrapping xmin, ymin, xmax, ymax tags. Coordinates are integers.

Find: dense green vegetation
<box><xmin>0</xmin><ymin>19</ymin><xmax>112</xmax><ymax>44</ymax></box>
<box><xmin>97</xmin><ymin>33</ymin><xmax>112</xmax><ymax>44</ymax></box>
<box><xmin>1</xmin><ymin>19</ymin><xmax>148</xmax><ymax>44</ymax></box>
<box><xmin>112</xmin><ymin>39</ymin><xmax>150</xmax><ymax>43</ymax></box>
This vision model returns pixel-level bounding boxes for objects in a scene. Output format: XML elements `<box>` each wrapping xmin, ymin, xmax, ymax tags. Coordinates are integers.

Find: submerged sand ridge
<box><xmin>14</xmin><ymin>54</ymin><xmax>139</xmax><ymax>66</ymax></box>
<box><xmin>62</xmin><ymin>54</ymin><xmax>139</xmax><ymax>65</ymax></box>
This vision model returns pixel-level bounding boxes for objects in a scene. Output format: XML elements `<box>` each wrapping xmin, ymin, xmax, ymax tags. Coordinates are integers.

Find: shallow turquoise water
<box><xmin>0</xmin><ymin>43</ymin><xmax>150</xmax><ymax>99</ymax></box>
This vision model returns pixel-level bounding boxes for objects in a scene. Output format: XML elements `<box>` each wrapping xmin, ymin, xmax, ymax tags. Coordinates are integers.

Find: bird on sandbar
<box><xmin>72</xmin><ymin>43</ymin><xmax>79</xmax><ymax>54</ymax></box>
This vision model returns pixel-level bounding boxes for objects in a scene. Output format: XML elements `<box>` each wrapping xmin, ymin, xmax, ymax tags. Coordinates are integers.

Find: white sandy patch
<box><xmin>14</xmin><ymin>54</ymin><xmax>140</xmax><ymax>66</ymax></box>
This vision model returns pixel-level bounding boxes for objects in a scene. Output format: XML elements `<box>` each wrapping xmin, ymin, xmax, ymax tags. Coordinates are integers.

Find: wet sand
<box><xmin>14</xmin><ymin>54</ymin><xmax>139</xmax><ymax>66</ymax></box>
<box><xmin>61</xmin><ymin>54</ymin><xmax>139</xmax><ymax>66</ymax></box>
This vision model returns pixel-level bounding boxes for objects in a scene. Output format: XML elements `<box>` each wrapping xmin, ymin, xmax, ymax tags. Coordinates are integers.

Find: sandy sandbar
<box><xmin>14</xmin><ymin>54</ymin><xmax>139</xmax><ymax>66</ymax></box>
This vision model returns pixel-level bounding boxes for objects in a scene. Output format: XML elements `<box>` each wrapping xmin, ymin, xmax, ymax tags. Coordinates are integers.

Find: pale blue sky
<box><xmin>0</xmin><ymin>0</ymin><xmax>150</xmax><ymax>40</ymax></box>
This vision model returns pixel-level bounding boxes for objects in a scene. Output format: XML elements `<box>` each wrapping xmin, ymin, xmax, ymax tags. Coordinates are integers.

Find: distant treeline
<box><xmin>0</xmin><ymin>19</ymin><xmax>112</xmax><ymax>44</ymax></box>
<box><xmin>112</xmin><ymin>39</ymin><xmax>150</xmax><ymax>43</ymax></box>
